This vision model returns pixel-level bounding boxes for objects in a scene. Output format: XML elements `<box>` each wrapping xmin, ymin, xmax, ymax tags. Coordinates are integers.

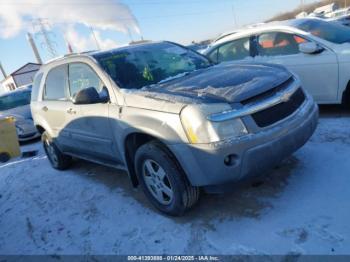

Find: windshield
<box><xmin>0</xmin><ymin>90</ymin><xmax>31</xmax><ymax>111</ymax></box>
<box><xmin>93</xmin><ymin>42</ymin><xmax>212</xmax><ymax>89</ymax></box>
<box><xmin>295</xmin><ymin>19</ymin><xmax>350</xmax><ymax>44</ymax></box>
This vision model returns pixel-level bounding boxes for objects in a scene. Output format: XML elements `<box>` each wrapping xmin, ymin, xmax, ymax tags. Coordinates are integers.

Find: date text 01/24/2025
<box><xmin>127</xmin><ymin>256</ymin><xmax>220</xmax><ymax>261</ymax></box>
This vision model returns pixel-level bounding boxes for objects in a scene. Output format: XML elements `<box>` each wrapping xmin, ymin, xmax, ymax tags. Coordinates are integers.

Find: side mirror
<box><xmin>299</xmin><ymin>42</ymin><xmax>324</xmax><ymax>55</ymax></box>
<box><xmin>73</xmin><ymin>87</ymin><xmax>102</xmax><ymax>105</ymax></box>
<box><xmin>99</xmin><ymin>86</ymin><xmax>110</xmax><ymax>103</ymax></box>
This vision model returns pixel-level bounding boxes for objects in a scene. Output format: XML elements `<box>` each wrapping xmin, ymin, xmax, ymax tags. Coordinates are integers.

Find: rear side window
<box><xmin>209</xmin><ymin>37</ymin><xmax>251</xmax><ymax>63</ymax></box>
<box><xmin>31</xmin><ymin>72</ymin><xmax>43</xmax><ymax>102</ymax></box>
<box><xmin>44</xmin><ymin>65</ymin><xmax>68</xmax><ymax>101</ymax></box>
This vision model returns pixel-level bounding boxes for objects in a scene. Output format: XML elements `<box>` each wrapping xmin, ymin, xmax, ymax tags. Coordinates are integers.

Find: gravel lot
<box><xmin>0</xmin><ymin>106</ymin><xmax>349</xmax><ymax>255</ymax></box>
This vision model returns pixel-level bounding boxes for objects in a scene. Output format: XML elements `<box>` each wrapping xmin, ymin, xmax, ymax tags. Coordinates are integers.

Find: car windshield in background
<box><xmin>296</xmin><ymin>19</ymin><xmax>350</xmax><ymax>44</ymax></box>
<box><xmin>93</xmin><ymin>42</ymin><xmax>211</xmax><ymax>89</ymax></box>
<box><xmin>0</xmin><ymin>90</ymin><xmax>31</xmax><ymax>111</ymax></box>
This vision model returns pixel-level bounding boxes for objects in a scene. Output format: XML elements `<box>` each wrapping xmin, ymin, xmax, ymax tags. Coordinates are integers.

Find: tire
<box><xmin>42</xmin><ymin>131</ymin><xmax>72</xmax><ymax>170</ymax></box>
<box><xmin>134</xmin><ymin>141</ymin><xmax>199</xmax><ymax>216</ymax></box>
<box><xmin>0</xmin><ymin>152</ymin><xmax>10</xmax><ymax>163</ymax></box>
<box><xmin>342</xmin><ymin>84</ymin><xmax>350</xmax><ymax>109</ymax></box>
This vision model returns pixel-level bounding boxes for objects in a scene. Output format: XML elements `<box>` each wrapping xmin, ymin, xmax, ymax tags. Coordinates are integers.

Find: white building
<box><xmin>0</xmin><ymin>63</ymin><xmax>41</xmax><ymax>93</ymax></box>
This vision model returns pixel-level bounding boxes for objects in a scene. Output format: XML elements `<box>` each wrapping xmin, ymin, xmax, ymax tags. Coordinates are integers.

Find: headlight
<box><xmin>180</xmin><ymin>104</ymin><xmax>248</xmax><ymax>144</ymax></box>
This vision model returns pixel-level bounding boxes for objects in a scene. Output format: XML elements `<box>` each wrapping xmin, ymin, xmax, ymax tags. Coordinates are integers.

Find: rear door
<box><xmin>40</xmin><ymin>64</ymin><xmax>72</xmax><ymax>150</ymax></box>
<box><xmin>253</xmin><ymin>31</ymin><xmax>339</xmax><ymax>103</ymax></box>
<box><xmin>207</xmin><ymin>36</ymin><xmax>254</xmax><ymax>64</ymax></box>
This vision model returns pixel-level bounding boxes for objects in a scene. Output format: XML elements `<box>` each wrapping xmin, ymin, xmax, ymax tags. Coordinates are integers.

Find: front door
<box><xmin>253</xmin><ymin>31</ymin><xmax>339</xmax><ymax>103</ymax></box>
<box><xmin>64</xmin><ymin>62</ymin><xmax>116</xmax><ymax>161</ymax></box>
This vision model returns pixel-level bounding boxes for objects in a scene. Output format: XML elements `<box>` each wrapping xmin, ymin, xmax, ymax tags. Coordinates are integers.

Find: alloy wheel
<box><xmin>142</xmin><ymin>159</ymin><xmax>174</xmax><ymax>205</ymax></box>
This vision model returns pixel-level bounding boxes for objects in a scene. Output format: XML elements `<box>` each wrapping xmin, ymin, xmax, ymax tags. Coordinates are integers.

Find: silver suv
<box><xmin>31</xmin><ymin>41</ymin><xmax>318</xmax><ymax>216</ymax></box>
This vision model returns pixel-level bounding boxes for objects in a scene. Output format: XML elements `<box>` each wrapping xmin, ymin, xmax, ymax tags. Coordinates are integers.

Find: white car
<box><xmin>204</xmin><ymin>18</ymin><xmax>350</xmax><ymax>105</ymax></box>
<box><xmin>327</xmin><ymin>14</ymin><xmax>350</xmax><ymax>27</ymax></box>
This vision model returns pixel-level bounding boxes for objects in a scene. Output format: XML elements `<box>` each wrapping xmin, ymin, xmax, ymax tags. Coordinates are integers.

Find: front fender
<box><xmin>113</xmin><ymin>107</ymin><xmax>189</xmax><ymax>158</ymax></box>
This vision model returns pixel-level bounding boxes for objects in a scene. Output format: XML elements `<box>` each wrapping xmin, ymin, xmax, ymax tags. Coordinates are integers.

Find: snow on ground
<box><xmin>0</xmin><ymin>107</ymin><xmax>349</xmax><ymax>255</ymax></box>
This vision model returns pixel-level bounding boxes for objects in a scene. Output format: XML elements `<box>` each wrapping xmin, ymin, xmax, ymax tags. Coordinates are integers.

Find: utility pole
<box><xmin>26</xmin><ymin>33</ymin><xmax>43</xmax><ymax>64</ymax></box>
<box><xmin>0</xmin><ymin>62</ymin><xmax>7</xmax><ymax>79</ymax></box>
<box><xmin>32</xmin><ymin>18</ymin><xmax>58</xmax><ymax>59</ymax></box>
<box><xmin>64</xmin><ymin>35</ymin><xmax>73</xmax><ymax>54</ymax></box>
<box><xmin>301</xmin><ymin>0</ymin><xmax>305</xmax><ymax>13</ymax></box>
<box><xmin>232</xmin><ymin>3</ymin><xmax>238</xmax><ymax>28</ymax></box>
<box><xmin>89</xmin><ymin>25</ymin><xmax>101</xmax><ymax>50</ymax></box>
<box><xmin>127</xmin><ymin>28</ymin><xmax>134</xmax><ymax>43</ymax></box>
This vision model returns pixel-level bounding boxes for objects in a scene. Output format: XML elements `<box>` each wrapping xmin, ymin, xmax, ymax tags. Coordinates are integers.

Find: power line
<box><xmin>32</xmin><ymin>18</ymin><xmax>58</xmax><ymax>59</ymax></box>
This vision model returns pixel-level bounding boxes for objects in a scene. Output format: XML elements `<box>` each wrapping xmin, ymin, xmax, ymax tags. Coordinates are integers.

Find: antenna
<box><xmin>32</xmin><ymin>18</ymin><xmax>58</xmax><ymax>59</ymax></box>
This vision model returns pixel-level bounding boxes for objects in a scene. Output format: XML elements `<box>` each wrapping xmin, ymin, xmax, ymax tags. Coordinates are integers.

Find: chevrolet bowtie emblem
<box><xmin>281</xmin><ymin>92</ymin><xmax>291</xmax><ymax>102</ymax></box>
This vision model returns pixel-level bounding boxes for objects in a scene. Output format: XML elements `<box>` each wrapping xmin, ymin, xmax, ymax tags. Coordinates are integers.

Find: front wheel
<box><xmin>134</xmin><ymin>141</ymin><xmax>199</xmax><ymax>216</ymax></box>
<box><xmin>42</xmin><ymin>131</ymin><xmax>72</xmax><ymax>170</ymax></box>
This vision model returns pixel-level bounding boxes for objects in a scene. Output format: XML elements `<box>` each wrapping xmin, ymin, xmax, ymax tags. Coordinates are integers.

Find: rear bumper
<box><xmin>169</xmin><ymin>98</ymin><xmax>318</xmax><ymax>187</ymax></box>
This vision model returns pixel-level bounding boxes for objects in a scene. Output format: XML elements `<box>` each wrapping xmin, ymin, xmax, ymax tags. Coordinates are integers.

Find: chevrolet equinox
<box><xmin>31</xmin><ymin>41</ymin><xmax>318</xmax><ymax>216</ymax></box>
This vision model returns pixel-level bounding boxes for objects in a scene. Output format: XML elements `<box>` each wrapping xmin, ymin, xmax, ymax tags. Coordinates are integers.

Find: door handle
<box><xmin>42</xmin><ymin>106</ymin><xmax>48</xmax><ymax>112</ymax></box>
<box><xmin>67</xmin><ymin>108</ymin><xmax>76</xmax><ymax>114</ymax></box>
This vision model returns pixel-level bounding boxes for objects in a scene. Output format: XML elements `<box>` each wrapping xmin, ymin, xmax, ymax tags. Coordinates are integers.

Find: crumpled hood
<box><xmin>123</xmin><ymin>62</ymin><xmax>292</xmax><ymax>112</ymax></box>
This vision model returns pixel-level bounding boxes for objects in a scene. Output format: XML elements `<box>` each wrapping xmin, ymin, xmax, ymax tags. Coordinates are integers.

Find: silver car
<box><xmin>31</xmin><ymin>42</ymin><xmax>318</xmax><ymax>216</ymax></box>
<box><xmin>0</xmin><ymin>87</ymin><xmax>40</xmax><ymax>142</ymax></box>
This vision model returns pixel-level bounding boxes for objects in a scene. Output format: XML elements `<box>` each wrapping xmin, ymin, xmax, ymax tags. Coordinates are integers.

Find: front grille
<box><xmin>241</xmin><ymin>77</ymin><xmax>294</xmax><ymax>105</ymax></box>
<box><xmin>251</xmin><ymin>88</ymin><xmax>306</xmax><ymax>128</ymax></box>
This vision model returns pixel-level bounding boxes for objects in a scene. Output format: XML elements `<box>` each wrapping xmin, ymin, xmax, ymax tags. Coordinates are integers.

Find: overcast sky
<box><xmin>0</xmin><ymin>0</ymin><xmax>313</xmax><ymax>76</ymax></box>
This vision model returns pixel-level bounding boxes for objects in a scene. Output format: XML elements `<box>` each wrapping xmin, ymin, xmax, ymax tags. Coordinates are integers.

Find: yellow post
<box><xmin>0</xmin><ymin>117</ymin><xmax>21</xmax><ymax>161</ymax></box>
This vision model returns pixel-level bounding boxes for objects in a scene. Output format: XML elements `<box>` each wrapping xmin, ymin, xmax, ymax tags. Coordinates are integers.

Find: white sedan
<box><xmin>204</xmin><ymin>18</ymin><xmax>350</xmax><ymax>105</ymax></box>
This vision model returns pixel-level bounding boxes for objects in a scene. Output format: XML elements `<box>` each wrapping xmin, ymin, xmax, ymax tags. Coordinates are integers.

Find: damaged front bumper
<box><xmin>169</xmin><ymin>95</ymin><xmax>318</xmax><ymax>189</ymax></box>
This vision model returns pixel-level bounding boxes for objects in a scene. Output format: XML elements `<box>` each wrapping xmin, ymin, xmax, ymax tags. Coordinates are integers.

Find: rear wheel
<box><xmin>42</xmin><ymin>131</ymin><xmax>72</xmax><ymax>170</ymax></box>
<box><xmin>135</xmin><ymin>141</ymin><xmax>199</xmax><ymax>216</ymax></box>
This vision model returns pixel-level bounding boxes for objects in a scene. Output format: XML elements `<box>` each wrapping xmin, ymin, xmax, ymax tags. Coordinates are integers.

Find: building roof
<box><xmin>9</xmin><ymin>62</ymin><xmax>41</xmax><ymax>76</ymax></box>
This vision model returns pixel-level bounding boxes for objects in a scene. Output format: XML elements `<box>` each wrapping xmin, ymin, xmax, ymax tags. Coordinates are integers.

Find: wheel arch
<box><xmin>123</xmin><ymin>132</ymin><xmax>184</xmax><ymax>188</ymax></box>
<box><xmin>35</xmin><ymin>124</ymin><xmax>46</xmax><ymax>134</ymax></box>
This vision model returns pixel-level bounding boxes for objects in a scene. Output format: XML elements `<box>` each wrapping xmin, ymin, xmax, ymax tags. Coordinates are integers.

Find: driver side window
<box><xmin>68</xmin><ymin>63</ymin><xmax>104</xmax><ymax>99</ymax></box>
<box><xmin>257</xmin><ymin>32</ymin><xmax>309</xmax><ymax>56</ymax></box>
